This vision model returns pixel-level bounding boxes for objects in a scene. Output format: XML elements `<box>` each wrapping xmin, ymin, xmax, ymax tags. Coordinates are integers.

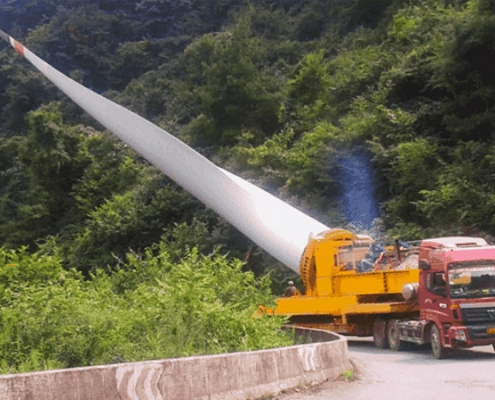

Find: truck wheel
<box><xmin>373</xmin><ymin>317</ymin><xmax>389</xmax><ymax>349</ymax></box>
<box><xmin>431</xmin><ymin>324</ymin><xmax>448</xmax><ymax>359</ymax></box>
<box><xmin>387</xmin><ymin>319</ymin><xmax>405</xmax><ymax>351</ymax></box>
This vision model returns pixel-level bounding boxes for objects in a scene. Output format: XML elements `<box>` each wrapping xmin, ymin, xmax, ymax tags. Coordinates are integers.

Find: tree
<box><xmin>287</xmin><ymin>50</ymin><xmax>334</xmax><ymax>133</ymax></box>
<box><xmin>0</xmin><ymin>104</ymin><xmax>88</xmax><ymax>248</ymax></box>
<box><xmin>428</xmin><ymin>0</ymin><xmax>495</xmax><ymax>142</ymax></box>
<box><xmin>383</xmin><ymin>138</ymin><xmax>440</xmax><ymax>227</ymax></box>
<box><xmin>181</xmin><ymin>17</ymin><xmax>285</xmax><ymax>147</ymax></box>
<box><xmin>418</xmin><ymin>141</ymin><xmax>495</xmax><ymax>234</ymax></box>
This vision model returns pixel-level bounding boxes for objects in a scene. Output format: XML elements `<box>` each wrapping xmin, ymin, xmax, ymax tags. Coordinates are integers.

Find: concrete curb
<box><xmin>0</xmin><ymin>328</ymin><xmax>351</xmax><ymax>400</ymax></box>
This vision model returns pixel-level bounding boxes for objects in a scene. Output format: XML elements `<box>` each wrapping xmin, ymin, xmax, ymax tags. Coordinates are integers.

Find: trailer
<box><xmin>262</xmin><ymin>229</ymin><xmax>495</xmax><ymax>358</ymax></box>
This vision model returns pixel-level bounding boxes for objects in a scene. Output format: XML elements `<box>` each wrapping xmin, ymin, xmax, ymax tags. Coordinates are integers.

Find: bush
<box><xmin>0</xmin><ymin>244</ymin><xmax>290</xmax><ymax>374</ymax></box>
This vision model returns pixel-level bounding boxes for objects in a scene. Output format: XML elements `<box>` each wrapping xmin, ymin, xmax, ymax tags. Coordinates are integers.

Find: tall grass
<box><xmin>0</xmin><ymin>245</ymin><xmax>290</xmax><ymax>374</ymax></box>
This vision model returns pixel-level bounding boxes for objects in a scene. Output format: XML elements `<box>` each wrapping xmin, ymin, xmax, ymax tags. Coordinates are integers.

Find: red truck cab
<box><xmin>416</xmin><ymin>237</ymin><xmax>495</xmax><ymax>358</ymax></box>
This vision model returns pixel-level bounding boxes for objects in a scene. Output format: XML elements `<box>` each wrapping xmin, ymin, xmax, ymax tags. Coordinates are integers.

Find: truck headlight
<box><xmin>454</xmin><ymin>329</ymin><xmax>467</xmax><ymax>341</ymax></box>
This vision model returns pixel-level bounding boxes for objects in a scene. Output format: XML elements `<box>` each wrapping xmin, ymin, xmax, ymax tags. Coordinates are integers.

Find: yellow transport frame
<box><xmin>265</xmin><ymin>229</ymin><xmax>420</xmax><ymax>336</ymax></box>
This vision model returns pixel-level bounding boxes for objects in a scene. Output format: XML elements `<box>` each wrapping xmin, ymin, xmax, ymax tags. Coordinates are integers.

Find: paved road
<box><xmin>274</xmin><ymin>337</ymin><xmax>495</xmax><ymax>399</ymax></box>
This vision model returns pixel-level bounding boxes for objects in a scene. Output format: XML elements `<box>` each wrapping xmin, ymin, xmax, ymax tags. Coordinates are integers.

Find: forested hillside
<box><xmin>1</xmin><ymin>0</ymin><xmax>495</xmax><ymax>372</ymax></box>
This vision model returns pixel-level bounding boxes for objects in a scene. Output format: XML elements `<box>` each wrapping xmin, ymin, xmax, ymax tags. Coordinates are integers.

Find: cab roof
<box><xmin>421</xmin><ymin>237</ymin><xmax>488</xmax><ymax>249</ymax></box>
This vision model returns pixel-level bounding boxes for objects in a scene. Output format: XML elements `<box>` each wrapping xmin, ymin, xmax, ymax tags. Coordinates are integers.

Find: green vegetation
<box><xmin>1</xmin><ymin>0</ymin><xmax>495</xmax><ymax>372</ymax></box>
<box><xmin>0</xmin><ymin>243</ymin><xmax>289</xmax><ymax>374</ymax></box>
<box><xmin>342</xmin><ymin>369</ymin><xmax>356</xmax><ymax>382</ymax></box>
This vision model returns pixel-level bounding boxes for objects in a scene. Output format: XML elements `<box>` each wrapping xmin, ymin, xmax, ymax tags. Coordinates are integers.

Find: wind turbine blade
<box><xmin>0</xmin><ymin>30</ymin><xmax>330</xmax><ymax>272</ymax></box>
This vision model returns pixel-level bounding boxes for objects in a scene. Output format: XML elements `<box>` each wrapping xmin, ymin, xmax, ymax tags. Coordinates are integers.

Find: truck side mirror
<box><xmin>418</xmin><ymin>260</ymin><xmax>430</xmax><ymax>270</ymax></box>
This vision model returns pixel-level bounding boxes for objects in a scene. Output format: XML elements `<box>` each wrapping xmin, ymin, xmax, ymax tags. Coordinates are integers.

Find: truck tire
<box><xmin>431</xmin><ymin>324</ymin><xmax>448</xmax><ymax>359</ymax></box>
<box><xmin>387</xmin><ymin>319</ymin><xmax>405</xmax><ymax>351</ymax></box>
<box><xmin>373</xmin><ymin>317</ymin><xmax>389</xmax><ymax>349</ymax></box>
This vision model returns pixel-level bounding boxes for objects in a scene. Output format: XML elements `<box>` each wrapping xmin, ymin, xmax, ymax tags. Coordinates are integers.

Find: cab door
<box><xmin>420</xmin><ymin>271</ymin><xmax>452</xmax><ymax>324</ymax></box>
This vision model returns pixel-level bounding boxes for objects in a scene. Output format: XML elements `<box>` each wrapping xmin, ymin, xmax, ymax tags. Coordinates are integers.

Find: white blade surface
<box><xmin>1</xmin><ymin>32</ymin><xmax>330</xmax><ymax>272</ymax></box>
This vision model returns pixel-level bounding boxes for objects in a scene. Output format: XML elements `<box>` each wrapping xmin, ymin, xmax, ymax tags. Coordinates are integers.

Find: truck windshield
<box><xmin>448</xmin><ymin>260</ymin><xmax>495</xmax><ymax>298</ymax></box>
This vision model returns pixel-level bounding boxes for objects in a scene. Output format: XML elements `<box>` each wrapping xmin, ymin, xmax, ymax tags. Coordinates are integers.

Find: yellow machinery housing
<box><xmin>268</xmin><ymin>229</ymin><xmax>420</xmax><ymax>336</ymax></box>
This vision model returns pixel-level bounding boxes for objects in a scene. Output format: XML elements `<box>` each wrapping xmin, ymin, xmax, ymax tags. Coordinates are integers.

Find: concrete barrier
<box><xmin>0</xmin><ymin>328</ymin><xmax>351</xmax><ymax>400</ymax></box>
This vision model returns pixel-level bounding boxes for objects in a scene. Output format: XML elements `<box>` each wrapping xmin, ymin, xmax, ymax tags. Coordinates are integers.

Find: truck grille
<box><xmin>467</xmin><ymin>325</ymin><xmax>495</xmax><ymax>340</ymax></box>
<box><xmin>460</xmin><ymin>303</ymin><xmax>495</xmax><ymax>325</ymax></box>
